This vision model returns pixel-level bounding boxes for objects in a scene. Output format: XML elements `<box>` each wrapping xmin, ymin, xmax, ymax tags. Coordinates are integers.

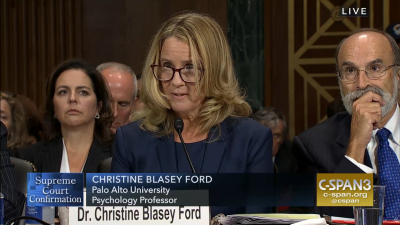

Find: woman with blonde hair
<box><xmin>112</xmin><ymin>12</ymin><xmax>273</xmax><ymax>215</ymax></box>
<box><xmin>1</xmin><ymin>91</ymin><xmax>30</xmax><ymax>155</ymax></box>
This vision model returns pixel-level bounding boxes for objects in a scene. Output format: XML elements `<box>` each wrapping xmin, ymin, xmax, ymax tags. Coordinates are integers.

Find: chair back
<box><xmin>97</xmin><ymin>157</ymin><xmax>112</xmax><ymax>173</ymax></box>
<box><xmin>10</xmin><ymin>157</ymin><xmax>35</xmax><ymax>195</ymax></box>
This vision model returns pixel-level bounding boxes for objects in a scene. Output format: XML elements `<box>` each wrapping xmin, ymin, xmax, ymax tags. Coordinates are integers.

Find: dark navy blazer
<box><xmin>111</xmin><ymin>117</ymin><xmax>273</xmax><ymax>216</ymax></box>
<box><xmin>111</xmin><ymin>117</ymin><xmax>273</xmax><ymax>173</ymax></box>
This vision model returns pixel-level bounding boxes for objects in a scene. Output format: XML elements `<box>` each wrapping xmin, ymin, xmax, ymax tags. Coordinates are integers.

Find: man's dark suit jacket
<box><xmin>0</xmin><ymin>122</ymin><xmax>25</xmax><ymax>221</ymax></box>
<box><xmin>111</xmin><ymin>117</ymin><xmax>274</xmax><ymax>217</ymax></box>
<box><xmin>292</xmin><ymin>112</ymin><xmax>373</xmax><ymax>218</ymax></box>
<box><xmin>19</xmin><ymin>136</ymin><xmax>113</xmax><ymax>173</ymax></box>
<box><xmin>8</xmin><ymin>148</ymin><xmax>22</xmax><ymax>159</ymax></box>
<box><xmin>275</xmin><ymin>139</ymin><xmax>297</xmax><ymax>174</ymax></box>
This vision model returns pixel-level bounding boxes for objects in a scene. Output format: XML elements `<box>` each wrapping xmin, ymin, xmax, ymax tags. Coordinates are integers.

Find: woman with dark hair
<box><xmin>20</xmin><ymin>60</ymin><xmax>114</xmax><ymax>173</ymax></box>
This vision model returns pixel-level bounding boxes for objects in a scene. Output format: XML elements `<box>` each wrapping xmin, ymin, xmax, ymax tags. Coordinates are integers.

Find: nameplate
<box><xmin>69</xmin><ymin>192</ymin><xmax>210</xmax><ymax>224</ymax></box>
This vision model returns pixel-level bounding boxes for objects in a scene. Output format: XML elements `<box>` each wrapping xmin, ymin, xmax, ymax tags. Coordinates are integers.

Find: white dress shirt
<box><xmin>346</xmin><ymin>104</ymin><xmax>400</xmax><ymax>174</ymax></box>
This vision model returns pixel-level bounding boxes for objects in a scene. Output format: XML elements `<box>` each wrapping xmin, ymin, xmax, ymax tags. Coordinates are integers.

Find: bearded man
<box><xmin>293</xmin><ymin>28</ymin><xmax>400</xmax><ymax>219</ymax></box>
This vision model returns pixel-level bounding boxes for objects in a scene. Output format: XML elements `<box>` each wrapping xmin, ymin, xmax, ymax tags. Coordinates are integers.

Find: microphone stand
<box><xmin>174</xmin><ymin>118</ymin><xmax>204</xmax><ymax>214</ymax></box>
<box><xmin>174</xmin><ymin>118</ymin><xmax>196</xmax><ymax>174</ymax></box>
<box><xmin>177</xmin><ymin>131</ymin><xmax>196</xmax><ymax>174</ymax></box>
<box><xmin>5</xmin><ymin>216</ymin><xmax>50</xmax><ymax>225</ymax></box>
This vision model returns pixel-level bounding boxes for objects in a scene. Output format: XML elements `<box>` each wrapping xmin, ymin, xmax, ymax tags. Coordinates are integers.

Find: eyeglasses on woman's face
<box><xmin>151</xmin><ymin>64</ymin><xmax>203</xmax><ymax>84</ymax></box>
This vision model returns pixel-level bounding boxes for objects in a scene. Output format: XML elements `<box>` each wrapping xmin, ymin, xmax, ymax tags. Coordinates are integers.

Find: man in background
<box><xmin>0</xmin><ymin>121</ymin><xmax>25</xmax><ymax>221</ymax></box>
<box><xmin>253</xmin><ymin>107</ymin><xmax>297</xmax><ymax>173</ymax></box>
<box><xmin>97</xmin><ymin>62</ymin><xmax>137</xmax><ymax>133</ymax></box>
<box><xmin>132</xmin><ymin>73</ymin><xmax>145</xmax><ymax>112</ymax></box>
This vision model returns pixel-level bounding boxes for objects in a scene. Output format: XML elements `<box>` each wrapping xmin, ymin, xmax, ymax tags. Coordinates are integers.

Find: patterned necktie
<box><xmin>377</xmin><ymin>128</ymin><xmax>400</xmax><ymax>220</ymax></box>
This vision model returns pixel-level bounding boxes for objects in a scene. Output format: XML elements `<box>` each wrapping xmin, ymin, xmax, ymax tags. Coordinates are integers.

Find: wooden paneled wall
<box><xmin>81</xmin><ymin>0</ymin><xmax>227</xmax><ymax>76</ymax></box>
<box><xmin>1</xmin><ymin>0</ymin><xmax>226</xmax><ymax>108</ymax></box>
<box><xmin>1</xmin><ymin>0</ymin><xmax>82</xmax><ymax>108</ymax></box>
<box><xmin>265</xmin><ymin>0</ymin><xmax>400</xmax><ymax>138</ymax></box>
<box><xmin>2</xmin><ymin>0</ymin><xmax>398</xmax><ymax>133</ymax></box>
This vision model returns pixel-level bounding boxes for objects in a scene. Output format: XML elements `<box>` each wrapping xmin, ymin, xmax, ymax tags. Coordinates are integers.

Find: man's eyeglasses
<box><xmin>151</xmin><ymin>65</ymin><xmax>203</xmax><ymax>83</ymax></box>
<box><xmin>337</xmin><ymin>63</ymin><xmax>399</xmax><ymax>83</ymax></box>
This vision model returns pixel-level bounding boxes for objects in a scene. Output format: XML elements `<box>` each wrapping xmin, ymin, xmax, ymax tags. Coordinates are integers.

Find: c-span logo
<box><xmin>316</xmin><ymin>173</ymin><xmax>373</xmax><ymax>206</ymax></box>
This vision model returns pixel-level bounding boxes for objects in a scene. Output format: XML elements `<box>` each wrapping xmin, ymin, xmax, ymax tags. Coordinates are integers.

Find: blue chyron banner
<box><xmin>27</xmin><ymin>173</ymin><xmax>84</xmax><ymax>207</ymax></box>
<box><xmin>86</xmin><ymin>173</ymin><xmax>316</xmax><ymax>207</ymax></box>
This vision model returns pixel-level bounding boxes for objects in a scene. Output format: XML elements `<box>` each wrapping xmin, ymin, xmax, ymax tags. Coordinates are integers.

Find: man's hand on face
<box><xmin>346</xmin><ymin>91</ymin><xmax>385</xmax><ymax>163</ymax></box>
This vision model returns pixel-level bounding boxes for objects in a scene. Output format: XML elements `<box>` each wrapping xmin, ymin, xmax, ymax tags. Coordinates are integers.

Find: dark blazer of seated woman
<box><xmin>20</xmin><ymin>136</ymin><xmax>112</xmax><ymax>173</ymax></box>
<box><xmin>112</xmin><ymin>117</ymin><xmax>271</xmax><ymax>173</ymax></box>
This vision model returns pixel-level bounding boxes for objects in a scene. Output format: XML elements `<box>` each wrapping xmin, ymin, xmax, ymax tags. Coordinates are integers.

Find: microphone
<box><xmin>174</xmin><ymin>118</ymin><xmax>196</xmax><ymax>173</ymax></box>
